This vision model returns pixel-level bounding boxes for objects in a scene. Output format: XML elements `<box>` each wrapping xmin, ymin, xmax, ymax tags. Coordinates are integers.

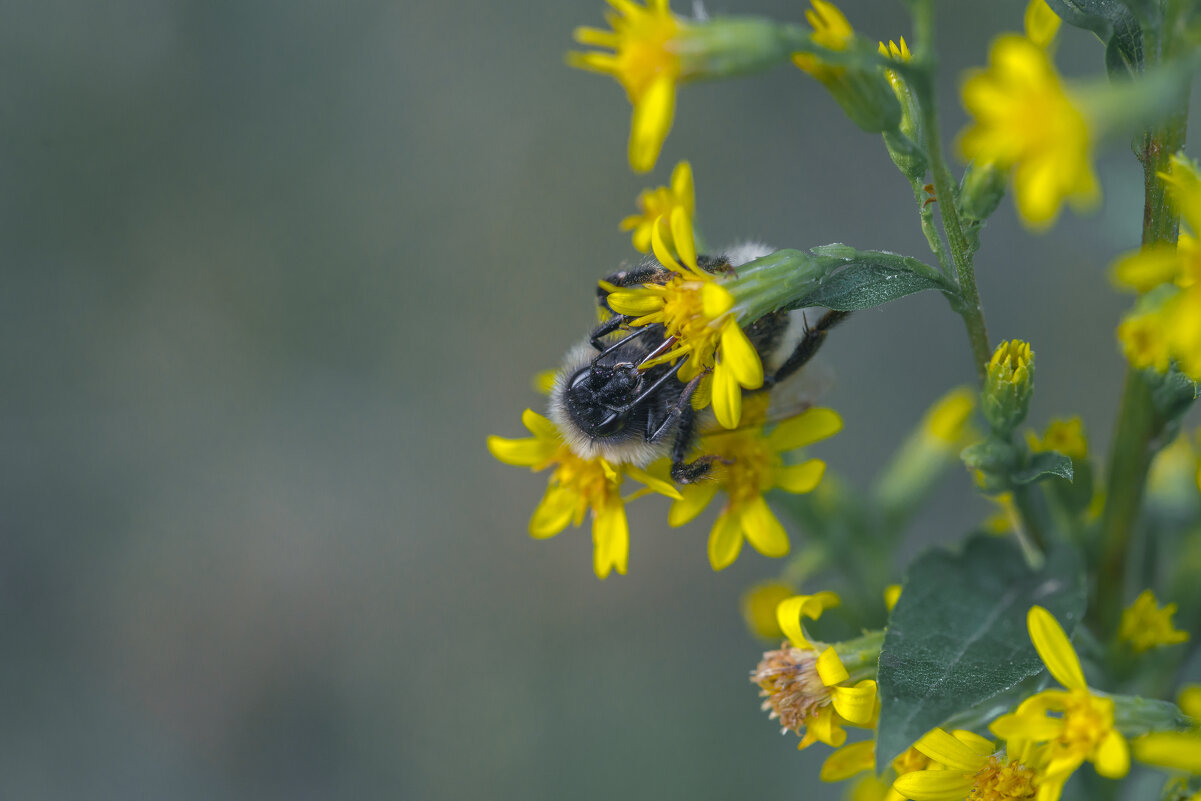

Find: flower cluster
<box><xmin>1114</xmin><ymin>154</ymin><xmax>1201</xmax><ymax>381</ymax></box>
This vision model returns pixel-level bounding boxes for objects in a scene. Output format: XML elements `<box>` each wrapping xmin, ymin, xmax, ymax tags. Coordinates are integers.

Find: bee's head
<box><xmin>563</xmin><ymin>361</ymin><xmax>641</xmax><ymax>437</ymax></box>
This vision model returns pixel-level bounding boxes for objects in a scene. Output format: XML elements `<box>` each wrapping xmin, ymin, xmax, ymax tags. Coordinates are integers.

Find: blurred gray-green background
<box><xmin>1</xmin><ymin>1</ymin><xmax>1184</xmax><ymax>798</ymax></box>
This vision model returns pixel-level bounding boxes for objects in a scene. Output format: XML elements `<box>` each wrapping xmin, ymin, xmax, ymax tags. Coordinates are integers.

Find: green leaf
<box><xmin>788</xmin><ymin>247</ymin><xmax>950</xmax><ymax>312</ymax></box>
<box><xmin>1012</xmin><ymin>451</ymin><xmax>1075</xmax><ymax>485</ymax></box>
<box><xmin>1044</xmin><ymin>0</ymin><xmax>1143</xmax><ymax>77</ymax></box>
<box><xmin>876</xmin><ymin>536</ymin><xmax>1086</xmax><ymax>768</ymax></box>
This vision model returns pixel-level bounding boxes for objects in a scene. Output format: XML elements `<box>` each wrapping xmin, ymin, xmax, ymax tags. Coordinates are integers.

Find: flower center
<box><xmin>711</xmin><ymin>433</ymin><xmax>775</xmax><ymax>504</ymax></box>
<box><xmin>1052</xmin><ymin>691</ymin><xmax>1113</xmax><ymax>760</ymax></box>
<box><xmin>969</xmin><ymin>756</ymin><xmax>1037</xmax><ymax>801</ymax></box>
<box><xmin>551</xmin><ymin>448</ymin><xmax>616</xmax><ymax>512</ymax></box>
<box><xmin>615</xmin><ymin>12</ymin><xmax>680</xmax><ymax>98</ymax></box>
<box><xmin>751</xmin><ymin>643</ymin><xmax>830</xmax><ymax>735</ymax></box>
<box><xmin>657</xmin><ymin>278</ymin><xmax>724</xmax><ymax>364</ymax></box>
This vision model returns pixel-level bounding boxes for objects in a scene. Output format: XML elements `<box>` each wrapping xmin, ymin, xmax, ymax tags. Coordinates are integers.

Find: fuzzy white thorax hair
<box><xmin>723</xmin><ymin>241</ymin><xmax>774</xmax><ymax>269</ymax></box>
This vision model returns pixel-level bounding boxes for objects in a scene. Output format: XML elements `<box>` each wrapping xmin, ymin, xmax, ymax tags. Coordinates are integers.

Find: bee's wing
<box><xmin>695</xmin><ymin>365</ymin><xmax>833</xmax><ymax>439</ymax></box>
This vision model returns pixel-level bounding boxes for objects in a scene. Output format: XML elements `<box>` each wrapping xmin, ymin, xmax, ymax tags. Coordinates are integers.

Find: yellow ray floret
<box><xmin>960</xmin><ymin>35</ymin><xmax>1097</xmax><ymax>228</ymax></box>
<box><xmin>1118</xmin><ymin>589</ymin><xmax>1189</xmax><ymax>653</ymax></box>
<box><xmin>621</xmin><ymin>160</ymin><xmax>695</xmax><ymax>254</ymax></box>
<box><xmin>989</xmin><ymin>606</ymin><xmax>1130</xmax><ymax>800</ymax></box>
<box><xmin>668</xmin><ymin>408</ymin><xmax>842</xmax><ymax>570</ymax></box>
<box><xmin>488</xmin><ymin>409</ymin><xmax>680</xmax><ymax>579</ymax></box>
<box><xmin>569</xmin><ymin>0</ymin><xmax>684</xmax><ymax>173</ymax></box>
<box><xmin>892</xmin><ymin>728</ymin><xmax>1042</xmax><ymax>801</ymax></box>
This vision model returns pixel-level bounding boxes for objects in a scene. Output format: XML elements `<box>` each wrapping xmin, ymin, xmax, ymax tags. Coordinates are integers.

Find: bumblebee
<box><xmin>549</xmin><ymin>244</ymin><xmax>848</xmax><ymax>483</ymax></box>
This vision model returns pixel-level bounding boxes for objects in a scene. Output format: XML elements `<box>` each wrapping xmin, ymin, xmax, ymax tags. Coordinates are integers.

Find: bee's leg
<box><xmin>588</xmin><ymin>314</ymin><xmax>632</xmax><ymax>350</ymax></box>
<box><xmin>642</xmin><ymin>374</ymin><xmax>713</xmax><ymax>485</ymax></box>
<box><xmin>762</xmin><ymin>310</ymin><xmax>851</xmax><ymax>388</ymax></box>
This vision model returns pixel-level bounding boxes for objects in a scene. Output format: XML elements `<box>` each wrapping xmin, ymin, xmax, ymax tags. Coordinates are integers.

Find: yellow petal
<box><xmin>487</xmin><ymin>434</ymin><xmax>554</xmax><ymax>466</ymax></box>
<box><xmin>739</xmin><ymin>495</ymin><xmax>790</xmax><ymax>557</ymax></box>
<box><xmin>777</xmin><ymin>591</ymin><xmax>841</xmax><ymax>650</ymax></box>
<box><xmin>628</xmin><ymin>74</ymin><xmax>675</xmax><ymax>174</ymax></box>
<box><xmin>820</xmin><ymin>740</ymin><xmax>876</xmax><ymax>782</ymax></box>
<box><xmin>522</xmin><ymin>408</ymin><xmax>560</xmax><ymax>439</ymax></box>
<box><xmin>670</xmin><ymin>205</ymin><xmax>698</xmax><ymax>273</ymax></box>
<box><xmin>989</xmin><ymin>708</ymin><xmax>1062</xmax><ymax>742</ymax></box>
<box><xmin>884</xmin><ymin>584</ymin><xmax>902</xmax><ymax>612</ymax></box>
<box><xmin>1112</xmin><ymin>245</ymin><xmax>1182</xmax><ymax>292</ymax></box>
<box><xmin>892</xmin><ymin>770</ymin><xmax>975</xmax><ymax>801</ymax></box>
<box><xmin>1094</xmin><ymin>729</ymin><xmax>1130</xmax><ymax>778</ymax></box>
<box><xmin>831</xmin><ymin>680</ymin><xmax>877</xmax><ymax>725</ymax></box>
<box><xmin>1132</xmin><ymin>731</ymin><xmax>1201</xmax><ymax>773</ymax></box>
<box><xmin>807</xmin><ymin>705</ymin><xmax>848</xmax><ymax>748</ymax></box>
<box><xmin>1023</xmin><ymin>0</ymin><xmax>1061</xmax><ymax>47</ymax></box>
<box><xmin>712</xmin><ymin>361</ymin><xmax>742</xmax><ymax>429</ymax></box>
<box><xmin>775</xmin><ymin>458</ymin><xmax>826</xmax><ymax>494</ymax></box>
<box><xmin>1028</xmin><ymin>606</ymin><xmax>1086</xmax><ymax>690</ymax></box>
<box><xmin>707</xmin><ymin>508</ymin><xmax>743</xmax><ymax>570</ymax></box>
<box><xmin>651</xmin><ymin>215</ymin><xmax>685</xmax><ymax>275</ymax></box>
<box><xmin>625</xmin><ymin>464</ymin><xmax>683</xmax><ymax>500</ymax></box>
<box><xmin>913</xmin><ymin>728</ymin><xmax>988</xmax><ymax>773</ymax></box>
<box><xmin>700</xmin><ymin>281</ymin><xmax>733</xmax><ymax>317</ymax></box>
<box><xmin>668</xmin><ymin>482</ymin><xmax>718</xmax><ymax>527</ymax></box>
<box><xmin>670</xmin><ymin>160</ymin><xmax>695</xmax><ymax>216</ymax></box>
<box><xmin>529</xmin><ymin>485</ymin><xmax>577</xmax><ymax>538</ymax></box>
<box><xmin>720</xmin><ymin>322</ymin><xmax>764</xmax><ymax>388</ymax></box>
<box><xmin>592</xmin><ymin>502</ymin><xmax>629</xmax><ymax>579</ymax></box>
<box><xmin>1179</xmin><ymin>685</ymin><xmax>1201</xmax><ymax>719</ymax></box>
<box><xmin>768</xmin><ymin>407</ymin><xmax>843</xmax><ymax>451</ymax></box>
<box><xmin>1035</xmin><ymin>775</ymin><xmax>1067</xmax><ymax>801</ymax></box>
<box><xmin>607</xmin><ymin>289</ymin><xmax>665</xmax><ymax>315</ymax></box>
<box><xmin>816</xmin><ymin>646</ymin><xmax>850</xmax><ymax>685</ymax></box>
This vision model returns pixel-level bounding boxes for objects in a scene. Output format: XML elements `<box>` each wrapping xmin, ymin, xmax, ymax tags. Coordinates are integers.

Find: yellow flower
<box><xmin>569</xmin><ymin>0</ymin><xmax>684</xmax><ymax>173</ymax></box>
<box><xmin>1025</xmin><ymin>417</ymin><xmax>1088</xmax><ymax>461</ymax></box>
<box><xmin>487</xmin><ymin>409</ymin><xmax>680</xmax><ymax>578</ymax></box>
<box><xmin>621</xmin><ymin>160</ymin><xmax>695</xmax><ymax>254</ymax></box>
<box><xmin>1132</xmin><ymin>731</ymin><xmax>1201</xmax><ymax>774</ymax></box>
<box><xmin>892</xmin><ymin>728</ymin><xmax>1042</xmax><ymax>801</ymax></box>
<box><xmin>990</xmin><ymin>606</ymin><xmax>1130</xmax><ymax>800</ymax></box>
<box><xmin>1118</xmin><ymin>589</ymin><xmax>1190</xmax><ymax>653</ymax></box>
<box><xmin>741</xmin><ymin>580</ymin><xmax>797</xmax><ymax>640</ymax></box>
<box><xmin>884</xmin><ymin>584</ymin><xmax>902</xmax><ymax>612</ymax></box>
<box><xmin>604</xmin><ymin>212</ymin><xmax>765</xmax><ymax>429</ymax></box>
<box><xmin>1117</xmin><ymin>310</ymin><xmax>1174</xmax><ymax>373</ymax></box>
<box><xmin>668</xmin><ymin>406</ymin><xmax>842</xmax><ymax>569</ymax></box>
<box><xmin>752</xmin><ymin>592</ymin><xmax>879</xmax><ymax>750</ymax></box>
<box><xmin>1180</xmin><ymin>685</ymin><xmax>1201</xmax><ymax>720</ymax></box>
<box><xmin>922</xmin><ymin>386</ymin><xmax>977</xmax><ymax>447</ymax></box>
<box><xmin>822</xmin><ymin>741</ymin><xmax>927</xmax><ymax>801</ymax></box>
<box><xmin>1024</xmin><ymin>0</ymin><xmax>1061</xmax><ymax>48</ymax></box>
<box><xmin>1112</xmin><ymin>154</ymin><xmax>1201</xmax><ymax>380</ymax></box>
<box><xmin>793</xmin><ymin>0</ymin><xmax>854</xmax><ymax>81</ymax></box>
<box><xmin>960</xmin><ymin>34</ymin><xmax>1098</xmax><ymax>228</ymax></box>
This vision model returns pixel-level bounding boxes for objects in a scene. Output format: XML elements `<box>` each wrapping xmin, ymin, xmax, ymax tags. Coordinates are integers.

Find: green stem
<box><xmin>910</xmin><ymin>175</ymin><xmax>954</xmax><ymax>279</ymax></box>
<box><xmin>1010</xmin><ymin>485</ymin><xmax>1047</xmax><ymax>568</ymax></box>
<box><xmin>907</xmin><ymin>0</ymin><xmax>991</xmax><ymax>383</ymax></box>
<box><xmin>1095</xmin><ymin>13</ymin><xmax>1191</xmax><ymax>632</ymax></box>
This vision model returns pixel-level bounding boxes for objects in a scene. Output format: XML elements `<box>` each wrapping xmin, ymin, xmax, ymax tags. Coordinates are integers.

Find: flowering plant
<box><xmin>493</xmin><ymin>1</ymin><xmax>1201</xmax><ymax>798</ymax></box>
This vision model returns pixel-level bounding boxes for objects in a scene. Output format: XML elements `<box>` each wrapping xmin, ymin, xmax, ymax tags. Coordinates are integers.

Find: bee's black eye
<box><xmin>591</xmin><ymin>409</ymin><xmax>627</xmax><ymax>436</ymax></box>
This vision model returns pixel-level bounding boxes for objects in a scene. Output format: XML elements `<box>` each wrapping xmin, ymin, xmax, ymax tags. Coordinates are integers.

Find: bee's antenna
<box><xmin>637</xmin><ymin>334</ymin><xmax>678</xmax><ymax>369</ymax></box>
<box><xmin>609</xmin><ymin>359</ymin><xmax>685</xmax><ymax>412</ymax></box>
<box><xmin>591</xmin><ymin>324</ymin><xmax>663</xmax><ymax>364</ymax></box>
